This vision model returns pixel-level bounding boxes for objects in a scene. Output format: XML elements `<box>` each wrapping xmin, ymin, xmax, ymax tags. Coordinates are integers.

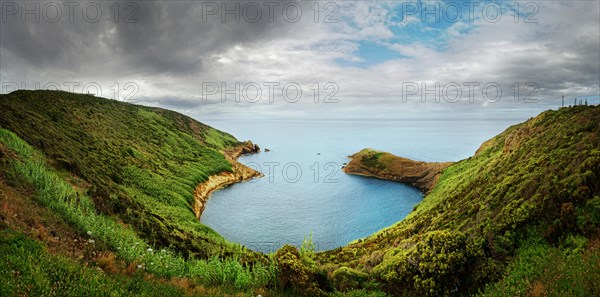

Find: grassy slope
<box><xmin>318</xmin><ymin>105</ymin><xmax>600</xmax><ymax>296</ymax></box>
<box><xmin>0</xmin><ymin>90</ymin><xmax>252</xmax><ymax>260</ymax></box>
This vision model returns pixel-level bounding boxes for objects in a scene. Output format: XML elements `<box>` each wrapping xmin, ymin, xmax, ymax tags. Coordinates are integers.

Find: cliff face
<box><xmin>343</xmin><ymin>149</ymin><xmax>453</xmax><ymax>194</ymax></box>
<box><xmin>192</xmin><ymin>141</ymin><xmax>263</xmax><ymax>219</ymax></box>
<box><xmin>224</xmin><ymin>141</ymin><xmax>260</xmax><ymax>158</ymax></box>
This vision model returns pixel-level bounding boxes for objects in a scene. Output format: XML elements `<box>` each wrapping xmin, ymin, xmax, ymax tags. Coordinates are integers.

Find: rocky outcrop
<box><xmin>224</xmin><ymin>141</ymin><xmax>260</xmax><ymax>158</ymax></box>
<box><xmin>192</xmin><ymin>141</ymin><xmax>262</xmax><ymax>219</ymax></box>
<box><xmin>343</xmin><ymin>149</ymin><xmax>453</xmax><ymax>194</ymax></box>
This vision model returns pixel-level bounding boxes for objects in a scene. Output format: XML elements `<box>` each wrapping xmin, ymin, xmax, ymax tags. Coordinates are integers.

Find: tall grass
<box><xmin>0</xmin><ymin>129</ymin><xmax>278</xmax><ymax>291</ymax></box>
<box><xmin>0</xmin><ymin>230</ymin><xmax>185</xmax><ymax>296</ymax></box>
<box><xmin>479</xmin><ymin>237</ymin><xmax>600</xmax><ymax>297</ymax></box>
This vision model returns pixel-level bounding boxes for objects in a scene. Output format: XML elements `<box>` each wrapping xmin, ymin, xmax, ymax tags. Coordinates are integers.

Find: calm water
<box><xmin>200</xmin><ymin>118</ymin><xmax>518</xmax><ymax>253</ymax></box>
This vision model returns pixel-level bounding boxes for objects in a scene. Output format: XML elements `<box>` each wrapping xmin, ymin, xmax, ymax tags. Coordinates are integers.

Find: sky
<box><xmin>1</xmin><ymin>0</ymin><xmax>599</xmax><ymax>121</ymax></box>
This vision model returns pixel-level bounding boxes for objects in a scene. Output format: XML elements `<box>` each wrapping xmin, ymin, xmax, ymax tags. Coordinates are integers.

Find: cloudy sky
<box><xmin>1</xmin><ymin>0</ymin><xmax>599</xmax><ymax>120</ymax></box>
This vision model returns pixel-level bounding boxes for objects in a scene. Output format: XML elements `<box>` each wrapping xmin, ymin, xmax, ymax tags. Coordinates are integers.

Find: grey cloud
<box><xmin>150</xmin><ymin>96</ymin><xmax>205</xmax><ymax>110</ymax></box>
<box><xmin>1</xmin><ymin>1</ymin><xmax>305</xmax><ymax>76</ymax></box>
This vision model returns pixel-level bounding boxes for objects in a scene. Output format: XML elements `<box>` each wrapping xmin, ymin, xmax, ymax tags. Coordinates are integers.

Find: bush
<box><xmin>410</xmin><ymin>230</ymin><xmax>471</xmax><ymax>296</ymax></box>
<box><xmin>586</xmin><ymin>196</ymin><xmax>600</xmax><ymax>224</ymax></box>
<box><xmin>562</xmin><ymin>234</ymin><xmax>587</xmax><ymax>257</ymax></box>
<box><xmin>332</xmin><ymin>266</ymin><xmax>369</xmax><ymax>291</ymax></box>
<box><xmin>374</xmin><ymin>230</ymin><xmax>473</xmax><ymax>296</ymax></box>
<box><xmin>275</xmin><ymin>244</ymin><xmax>326</xmax><ymax>296</ymax></box>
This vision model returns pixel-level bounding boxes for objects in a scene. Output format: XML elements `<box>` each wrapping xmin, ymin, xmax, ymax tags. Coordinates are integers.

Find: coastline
<box><xmin>192</xmin><ymin>141</ymin><xmax>263</xmax><ymax>219</ymax></box>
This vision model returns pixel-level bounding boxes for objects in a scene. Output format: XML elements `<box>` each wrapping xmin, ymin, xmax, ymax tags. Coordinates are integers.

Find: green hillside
<box><xmin>0</xmin><ymin>90</ymin><xmax>257</xmax><ymax>259</ymax></box>
<box><xmin>0</xmin><ymin>90</ymin><xmax>279</xmax><ymax>296</ymax></box>
<box><xmin>319</xmin><ymin>105</ymin><xmax>600</xmax><ymax>296</ymax></box>
<box><xmin>1</xmin><ymin>90</ymin><xmax>598</xmax><ymax>296</ymax></box>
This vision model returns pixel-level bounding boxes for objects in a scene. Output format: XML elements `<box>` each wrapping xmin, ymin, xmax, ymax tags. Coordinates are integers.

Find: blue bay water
<box><xmin>200</xmin><ymin>118</ymin><xmax>519</xmax><ymax>253</ymax></box>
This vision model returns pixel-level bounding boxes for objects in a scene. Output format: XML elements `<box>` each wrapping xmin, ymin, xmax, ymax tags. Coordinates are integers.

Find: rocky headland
<box><xmin>343</xmin><ymin>148</ymin><xmax>453</xmax><ymax>194</ymax></box>
<box><xmin>192</xmin><ymin>141</ymin><xmax>263</xmax><ymax>219</ymax></box>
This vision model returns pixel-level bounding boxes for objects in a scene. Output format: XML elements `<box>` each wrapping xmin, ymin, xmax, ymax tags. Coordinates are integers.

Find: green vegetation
<box><xmin>320</xmin><ymin>105</ymin><xmax>600</xmax><ymax>296</ymax></box>
<box><xmin>1</xmin><ymin>90</ymin><xmax>598</xmax><ymax>296</ymax></box>
<box><xmin>481</xmin><ymin>236</ymin><xmax>600</xmax><ymax>297</ymax></box>
<box><xmin>360</xmin><ymin>150</ymin><xmax>386</xmax><ymax>170</ymax></box>
<box><xmin>275</xmin><ymin>244</ymin><xmax>330</xmax><ymax>296</ymax></box>
<box><xmin>0</xmin><ymin>230</ymin><xmax>185</xmax><ymax>296</ymax></box>
<box><xmin>0</xmin><ymin>90</ymin><xmax>278</xmax><ymax>295</ymax></box>
<box><xmin>331</xmin><ymin>267</ymin><xmax>369</xmax><ymax>292</ymax></box>
<box><xmin>0</xmin><ymin>128</ymin><xmax>277</xmax><ymax>295</ymax></box>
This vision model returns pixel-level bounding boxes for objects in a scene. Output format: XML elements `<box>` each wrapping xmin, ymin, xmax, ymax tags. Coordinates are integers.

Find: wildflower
<box><xmin>137</xmin><ymin>264</ymin><xmax>142</xmax><ymax>269</ymax></box>
<box><xmin>147</xmin><ymin>248</ymin><xmax>153</xmax><ymax>252</ymax></box>
<box><xmin>86</xmin><ymin>231</ymin><xmax>92</xmax><ymax>236</ymax></box>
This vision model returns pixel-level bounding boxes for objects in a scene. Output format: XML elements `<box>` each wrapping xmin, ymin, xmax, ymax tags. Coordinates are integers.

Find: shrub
<box><xmin>275</xmin><ymin>244</ymin><xmax>326</xmax><ymax>296</ymax></box>
<box><xmin>409</xmin><ymin>230</ymin><xmax>470</xmax><ymax>296</ymax></box>
<box><xmin>332</xmin><ymin>266</ymin><xmax>369</xmax><ymax>291</ymax></box>
<box><xmin>562</xmin><ymin>234</ymin><xmax>588</xmax><ymax>257</ymax></box>
<box><xmin>374</xmin><ymin>230</ymin><xmax>473</xmax><ymax>296</ymax></box>
<box><xmin>586</xmin><ymin>196</ymin><xmax>600</xmax><ymax>224</ymax></box>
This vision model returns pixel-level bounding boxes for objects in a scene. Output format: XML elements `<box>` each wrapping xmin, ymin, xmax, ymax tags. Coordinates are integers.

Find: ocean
<box><xmin>200</xmin><ymin>118</ymin><xmax>521</xmax><ymax>253</ymax></box>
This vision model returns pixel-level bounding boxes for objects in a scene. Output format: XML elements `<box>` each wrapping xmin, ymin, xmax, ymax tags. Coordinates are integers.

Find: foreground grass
<box><xmin>0</xmin><ymin>230</ymin><xmax>186</xmax><ymax>296</ymax></box>
<box><xmin>481</xmin><ymin>235</ymin><xmax>600</xmax><ymax>296</ymax></box>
